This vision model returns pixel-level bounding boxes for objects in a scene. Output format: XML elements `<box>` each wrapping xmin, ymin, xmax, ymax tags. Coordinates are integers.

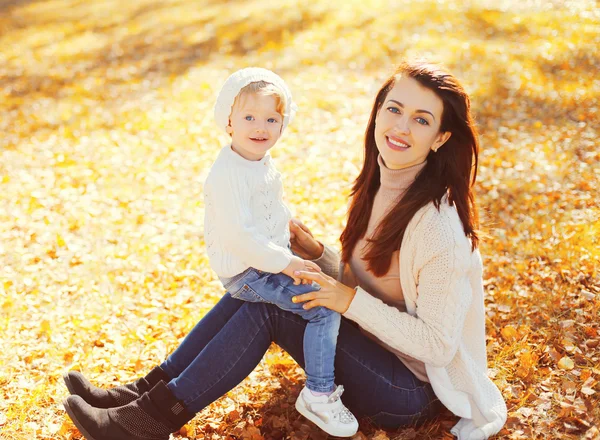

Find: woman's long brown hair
<box><xmin>340</xmin><ymin>61</ymin><xmax>479</xmax><ymax>276</ymax></box>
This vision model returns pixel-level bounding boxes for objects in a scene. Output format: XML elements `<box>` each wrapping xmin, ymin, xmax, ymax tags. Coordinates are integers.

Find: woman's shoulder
<box><xmin>408</xmin><ymin>197</ymin><xmax>472</xmax><ymax>254</ymax></box>
<box><xmin>410</xmin><ymin>196</ymin><xmax>462</xmax><ymax>229</ymax></box>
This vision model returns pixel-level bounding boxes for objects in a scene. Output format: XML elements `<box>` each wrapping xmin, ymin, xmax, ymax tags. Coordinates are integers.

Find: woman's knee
<box><xmin>242</xmin><ymin>301</ymin><xmax>288</xmax><ymax>336</ymax></box>
<box><xmin>244</xmin><ymin>302</ymin><xmax>307</xmax><ymax>354</ymax></box>
<box><xmin>299</xmin><ymin>305</ymin><xmax>340</xmax><ymax>324</ymax></box>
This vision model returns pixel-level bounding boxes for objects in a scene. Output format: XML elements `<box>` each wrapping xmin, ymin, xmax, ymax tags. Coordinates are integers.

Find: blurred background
<box><xmin>0</xmin><ymin>1</ymin><xmax>598</xmax><ymax>439</ymax></box>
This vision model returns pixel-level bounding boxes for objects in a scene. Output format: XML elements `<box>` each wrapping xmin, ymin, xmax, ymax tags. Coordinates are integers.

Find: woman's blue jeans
<box><xmin>223</xmin><ymin>268</ymin><xmax>339</xmax><ymax>393</ymax></box>
<box><xmin>160</xmin><ymin>293</ymin><xmax>442</xmax><ymax>429</ymax></box>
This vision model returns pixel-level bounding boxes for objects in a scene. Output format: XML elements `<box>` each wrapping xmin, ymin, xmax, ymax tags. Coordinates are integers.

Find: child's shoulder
<box><xmin>205</xmin><ymin>151</ymin><xmax>245</xmax><ymax>187</ymax></box>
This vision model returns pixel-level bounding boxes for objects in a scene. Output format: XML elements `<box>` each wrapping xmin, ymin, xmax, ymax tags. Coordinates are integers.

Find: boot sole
<box><xmin>63</xmin><ymin>398</ymin><xmax>98</xmax><ymax>440</ymax></box>
<box><xmin>63</xmin><ymin>373</ymin><xmax>76</xmax><ymax>395</ymax></box>
<box><xmin>295</xmin><ymin>395</ymin><xmax>358</xmax><ymax>437</ymax></box>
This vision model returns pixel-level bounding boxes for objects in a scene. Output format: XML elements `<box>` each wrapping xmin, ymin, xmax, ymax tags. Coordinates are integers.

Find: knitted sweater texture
<box><xmin>314</xmin><ymin>199</ymin><xmax>507</xmax><ymax>440</ymax></box>
<box><xmin>203</xmin><ymin>145</ymin><xmax>293</xmax><ymax>278</ymax></box>
<box><xmin>345</xmin><ymin>156</ymin><xmax>429</xmax><ymax>381</ymax></box>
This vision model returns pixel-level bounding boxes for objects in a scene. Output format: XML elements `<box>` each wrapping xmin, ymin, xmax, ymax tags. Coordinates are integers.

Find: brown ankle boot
<box><xmin>63</xmin><ymin>380</ymin><xmax>193</xmax><ymax>440</ymax></box>
<box><xmin>63</xmin><ymin>366</ymin><xmax>170</xmax><ymax>408</ymax></box>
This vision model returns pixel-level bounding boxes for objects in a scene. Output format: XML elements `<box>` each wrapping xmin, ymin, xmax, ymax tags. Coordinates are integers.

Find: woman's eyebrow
<box><xmin>387</xmin><ymin>100</ymin><xmax>436</xmax><ymax>122</ymax></box>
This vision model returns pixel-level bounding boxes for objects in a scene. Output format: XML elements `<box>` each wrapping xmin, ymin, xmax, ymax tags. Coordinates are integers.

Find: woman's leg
<box><xmin>160</xmin><ymin>292</ymin><xmax>245</xmax><ymax>379</ymax></box>
<box><xmin>166</xmin><ymin>300</ymin><xmax>440</xmax><ymax>429</ymax></box>
<box><xmin>165</xmin><ymin>300</ymin><xmax>290</xmax><ymax>411</ymax></box>
<box><xmin>63</xmin><ymin>293</ymin><xmax>245</xmax><ymax>409</ymax></box>
<box><xmin>274</xmin><ymin>314</ymin><xmax>443</xmax><ymax>428</ymax></box>
<box><xmin>64</xmin><ymin>300</ymin><xmax>439</xmax><ymax>439</ymax></box>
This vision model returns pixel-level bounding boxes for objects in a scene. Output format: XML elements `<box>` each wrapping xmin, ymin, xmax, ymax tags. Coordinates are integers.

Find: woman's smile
<box><xmin>386</xmin><ymin>135</ymin><xmax>411</xmax><ymax>151</ymax></box>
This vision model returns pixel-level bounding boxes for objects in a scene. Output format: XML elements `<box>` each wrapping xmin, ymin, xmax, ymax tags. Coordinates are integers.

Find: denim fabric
<box><xmin>223</xmin><ymin>268</ymin><xmax>338</xmax><ymax>393</ymax></box>
<box><xmin>161</xmin><ymin>294</ymin><xmax>442</xmax><ymax>427</ymax></box>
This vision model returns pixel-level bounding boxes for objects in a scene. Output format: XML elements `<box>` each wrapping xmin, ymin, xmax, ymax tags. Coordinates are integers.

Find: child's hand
<box><xmin>289</xmin><ymin>219</ymin><xmax>324</xmax><ymax>260</ymax></box>
<box><xmin>282</xmin><ymin>256</ymin><xmax>321</xmax><ymax>285</ymax></box>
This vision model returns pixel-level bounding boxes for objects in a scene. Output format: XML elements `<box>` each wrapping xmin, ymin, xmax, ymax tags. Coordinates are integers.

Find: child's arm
<box><xmin>205</xmin><ymin>169</ymin><xmax>294</xmax><ymax>274</ymax></box>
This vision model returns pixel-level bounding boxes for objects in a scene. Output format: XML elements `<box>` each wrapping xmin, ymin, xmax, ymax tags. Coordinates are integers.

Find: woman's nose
<box><xmin>395</xmin><ymin>116</ymin><xmax>411</xmax><ymax>134</ymax></box>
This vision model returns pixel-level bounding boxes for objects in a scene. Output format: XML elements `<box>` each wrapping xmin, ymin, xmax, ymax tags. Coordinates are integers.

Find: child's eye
<box><xmin>387</xmin><ymin>106</ymin><xmax>400</xmax><ymax>114</ymax></box>
<box><xmin>416</xmin><ymin>117</ymin><xmax>429</xmax><ymax>126</ymax></box>
<box><xmin>267</xmin><ymin>118</ymin><xmax>278</xmax><ymax>123</ymax></box>
<box><xmin>245</xmin><ymin>115</ymin><xmax>254</xmax><ymax>121</ymax></box>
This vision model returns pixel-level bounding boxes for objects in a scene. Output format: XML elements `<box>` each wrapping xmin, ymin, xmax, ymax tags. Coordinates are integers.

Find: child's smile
<box><xmin>227</xmin><ymin>93</ymin><xmax>283</xmax><ymax>161</ymax></box>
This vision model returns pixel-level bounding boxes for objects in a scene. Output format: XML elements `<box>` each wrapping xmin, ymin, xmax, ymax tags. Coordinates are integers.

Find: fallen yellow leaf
<box><xmin>558</xmin><ymin>356</ymin><xmax>575</xmax><ymax>370</ymax></box>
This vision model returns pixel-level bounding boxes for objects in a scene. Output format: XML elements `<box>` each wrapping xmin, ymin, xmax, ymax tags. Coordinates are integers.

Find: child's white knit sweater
<box><xmin>203</xmin><ymin>145</ymin><xmax>293</xmax><ymax>279</ymax></box>
<box><xmin>314</xmin><ymin>198</ymin><xmax>507</xmax><ymax>440</ymax></box>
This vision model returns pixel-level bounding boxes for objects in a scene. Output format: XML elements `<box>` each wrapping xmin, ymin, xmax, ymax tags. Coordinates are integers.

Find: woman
<box><xmin>62</xmin><ymin>61</ymin><xmax>507</xmax><ymax>440</ymax></box>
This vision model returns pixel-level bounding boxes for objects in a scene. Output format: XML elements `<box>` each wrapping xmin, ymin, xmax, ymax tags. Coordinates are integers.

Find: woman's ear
<box><xmin>432</xmin><ymin>131</ymin><xmax>451</xmax><ymax>152</ymax></box>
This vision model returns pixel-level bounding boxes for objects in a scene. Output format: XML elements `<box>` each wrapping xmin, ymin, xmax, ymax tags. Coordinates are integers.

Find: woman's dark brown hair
<box><xmin>340</xmin><ymin>61</ymin><xmax>479</xmax><ymax>276</ymax></box>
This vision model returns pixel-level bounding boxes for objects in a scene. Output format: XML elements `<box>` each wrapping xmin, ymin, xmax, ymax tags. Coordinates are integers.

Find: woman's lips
<box><xmin>386</xmin><ymin>136</ymin><xmax>410</xmax><ymax>151</ymax></box>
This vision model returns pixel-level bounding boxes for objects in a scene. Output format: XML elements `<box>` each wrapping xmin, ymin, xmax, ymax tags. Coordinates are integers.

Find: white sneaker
<box><xmin>295</xmin><ymin>385</ymin><xmax>359</xmax><ymax>437</ymax></box>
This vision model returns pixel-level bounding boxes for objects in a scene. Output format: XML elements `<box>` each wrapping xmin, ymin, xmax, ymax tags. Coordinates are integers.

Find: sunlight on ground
<box><xmin>0</xmin><ymin>0</ymin><xmax>598</xmax><ymax>438</ymax></box>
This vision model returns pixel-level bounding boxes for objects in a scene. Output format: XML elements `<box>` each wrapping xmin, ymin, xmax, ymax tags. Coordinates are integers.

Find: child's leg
<box><xmin>301</xmin><ymin>307</ymin><xmax>340</xmax><ymax>393</ymax></box>
<box><xmin>236</xmin><ymin>269</ymin><xmax>340</xmax><ymax>393</ymax></box>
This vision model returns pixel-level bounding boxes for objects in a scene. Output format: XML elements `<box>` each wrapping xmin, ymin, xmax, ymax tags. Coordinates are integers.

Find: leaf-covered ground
<box><xmin>1</xmin><ymin>0</ymin><xmax>598</xmax><ymax>439</ymax></box>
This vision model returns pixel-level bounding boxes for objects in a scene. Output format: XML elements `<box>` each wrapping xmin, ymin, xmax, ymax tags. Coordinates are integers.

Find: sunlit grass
<box><xmin>1</xmin><ymin>0</ymin><xmax>598</xmax><ymax>438</ymax></box>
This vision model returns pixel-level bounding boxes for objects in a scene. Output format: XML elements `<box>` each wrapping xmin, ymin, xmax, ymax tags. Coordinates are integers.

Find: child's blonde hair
<box><xmin>232</xmin><ymin>81</ymin><xmax>287</xmax><ymax>116</ymax></box>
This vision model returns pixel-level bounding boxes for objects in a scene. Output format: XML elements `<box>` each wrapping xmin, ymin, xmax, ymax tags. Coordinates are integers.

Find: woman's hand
<box><xmin>291</xmin><ymin>270</ymin><xmax>356</xmax><ymax>314</ymax></box>
<box><xmin>289</xmin><ymin>218</ymin><xmax>324</xmax><ymax>261</ymax></box>
<box><xmin>281</xmin><ymin>256</ymin><xmax>321</xmax><ymax>285</ymax></box>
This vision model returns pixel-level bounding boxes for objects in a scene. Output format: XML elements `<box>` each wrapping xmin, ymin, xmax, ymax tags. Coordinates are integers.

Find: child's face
<box><xmin>227</xmin><ymin>92</ymin><xmax>283</xmax><ymax>161</ymax></box>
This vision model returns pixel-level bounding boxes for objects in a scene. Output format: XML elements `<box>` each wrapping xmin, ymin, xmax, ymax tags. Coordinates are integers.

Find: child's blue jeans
<box><xmin>223</xmin><ymin>267</ymin><xmax>339</xmax><ymax>393</ymax></box>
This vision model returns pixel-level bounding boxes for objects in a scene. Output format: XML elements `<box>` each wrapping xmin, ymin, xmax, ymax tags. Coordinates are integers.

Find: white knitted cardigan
<box><xmin>315</xmin><ymin>198</ymin><xmax>507</xmax><ymax>439</ymax></box>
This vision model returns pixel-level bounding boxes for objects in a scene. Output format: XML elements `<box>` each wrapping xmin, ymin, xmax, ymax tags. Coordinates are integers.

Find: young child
<box><xmin>203</xmin><ymin>67</ymin><xmax>358</xmax><ymax>437</ymax></box>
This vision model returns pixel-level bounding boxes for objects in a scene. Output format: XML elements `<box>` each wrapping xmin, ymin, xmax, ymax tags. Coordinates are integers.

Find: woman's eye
<box><xmin>245</xmin><ymin>115</ymin><xmax>254</xmax><ymax>121</ymax></box>
<box><xmin>416</xmin><ymin>117</ymin><xmax>429</xmax><ymax>126</ymax></box>
<box><xmin>387</xmin><ymin>106</ymin><xmax>400</xmax><ymax>114</ymax></box>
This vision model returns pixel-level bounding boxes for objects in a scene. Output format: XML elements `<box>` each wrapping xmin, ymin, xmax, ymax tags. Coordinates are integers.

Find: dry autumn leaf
<box><xmin>501</xmin><ymin>325</ymin><xmax>519</xmax><ymax>342</ymax></box>
<box><xmin>372</xmin><ymin>430</ymin><xmax>393</xmax><ymax>440</ymax></box>
<box><xmin>1</xmin><ymin>1</ymin><xmax>599</xmax><ymax>440</ymax></box>
<box><xmin>558</xmin><ymin>357</ymin><xmax>575</xmax><ymax>371</ymax></box>
<box><xmin>581</xmin><ymin>387</ymin><xmax>596</xmax><ymax>396</ymax></box>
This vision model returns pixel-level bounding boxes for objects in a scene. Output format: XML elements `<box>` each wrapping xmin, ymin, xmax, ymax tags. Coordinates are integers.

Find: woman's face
<box><xmin>374</xmin><ymin>76</ymin><xmax>451</xmax><ymax>170</ymax></box>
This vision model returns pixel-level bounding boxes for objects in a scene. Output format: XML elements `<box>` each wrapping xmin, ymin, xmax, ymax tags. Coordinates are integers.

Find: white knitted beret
<box><xmin>214</xmin><ymin>67</ymin><xmax>297</xmax><ymax>133</ymax></box>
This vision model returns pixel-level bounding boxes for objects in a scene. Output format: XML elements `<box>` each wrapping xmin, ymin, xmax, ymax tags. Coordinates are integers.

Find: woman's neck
<box><xmin>378</xmin><ymin>154</ymin><xmax>426</xmax><ymax>191</ymax></box>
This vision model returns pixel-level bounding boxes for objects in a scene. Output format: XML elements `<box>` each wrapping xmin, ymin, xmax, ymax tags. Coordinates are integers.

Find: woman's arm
<box><xmin>289</xmin><ymin>219</ymin><xmax>341</xmax><ymax>279</ymax></box>
<box><xmin>293</xmin><ymin>212</ymin><xmax>473</xmax><ymax>368</ymax></box>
